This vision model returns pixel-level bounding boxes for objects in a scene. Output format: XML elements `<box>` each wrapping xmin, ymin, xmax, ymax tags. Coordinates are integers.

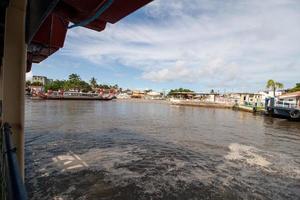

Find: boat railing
<box><xmin>0</xmin><ymin>123</ymin><xmax>28</xmax><ymax>200</ymax></box>
<box><xmin>243</xmin><ymin>101</ymin><xmax>263</xmax><ymax>108</ymax></box>
<box><xmin>275</xmin><ymin>101</ymin><xmax>298</xmax><ymax>109</ymax></box>
<box><xmin>63</xmin><ymin>92</ymin><xmax>101</xmax><ymax>97</ymax></box>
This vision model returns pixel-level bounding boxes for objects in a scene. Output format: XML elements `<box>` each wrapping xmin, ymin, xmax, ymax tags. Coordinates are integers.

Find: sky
<box><xmin>29</xmin><ymin>0</ymin><xmax>300</xmax><ymax>92</ymax></box>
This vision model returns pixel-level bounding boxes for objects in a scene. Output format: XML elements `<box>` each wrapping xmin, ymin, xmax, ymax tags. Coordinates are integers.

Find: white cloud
<box><xmin>62</xmin><ymin>0</ymin><xmax>300</xmax><ymax>90</ymax></box>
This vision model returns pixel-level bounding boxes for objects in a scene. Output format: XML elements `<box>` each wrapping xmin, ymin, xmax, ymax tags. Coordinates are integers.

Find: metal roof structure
<box><xmin>0</xmin><ymin>0</ymin><xmax>9</xmax><ymax>65</ymax></box>
<box><xmin>0</xmin><ymin>0</ymin><xmax>152</xmax><ymax>71</ymax></box>
<box><xmin>280</xmin><ymin>91</ymin><xmax>300</xmax><ymax>98</ymax></box>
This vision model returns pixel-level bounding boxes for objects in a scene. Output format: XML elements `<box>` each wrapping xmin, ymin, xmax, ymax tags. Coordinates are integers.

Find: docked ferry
<box><xmin>265</xmin><ymin>91</ymin><xmax>300</xmax><ymax>120</ymax></box>
<box><xmin>39</xmin><ymin>91</ymin><xmax>115</xmax><ymax>101</ymax></box>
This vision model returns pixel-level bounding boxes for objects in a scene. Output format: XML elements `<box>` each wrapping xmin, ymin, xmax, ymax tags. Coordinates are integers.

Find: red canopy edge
<box><xmin>27</xmin><ymin>0</ymin><xmax>152</xmax><ymax>72</ymax></box>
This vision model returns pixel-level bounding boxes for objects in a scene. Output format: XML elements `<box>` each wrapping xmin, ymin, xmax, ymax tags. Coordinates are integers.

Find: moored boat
<box><xmin>265</xmin><ymin>92</ymin><xmax>300</xmax><ymax>120</ymax></box>
<box><xmin>39</xmin><ymin>91</ymin><xmax>115</xmax><ymax>101</ymax></box>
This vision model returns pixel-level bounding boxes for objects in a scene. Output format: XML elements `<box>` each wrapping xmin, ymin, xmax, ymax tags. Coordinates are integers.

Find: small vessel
<box><xmin>265</xmin><ymin>92</ymin><xmax>300</xmax><ymax>120</ymax></box>
<box><xmin>39</xmin><ymin>91</ymin><xmax>115</xmax><ymax>101</ymax></box>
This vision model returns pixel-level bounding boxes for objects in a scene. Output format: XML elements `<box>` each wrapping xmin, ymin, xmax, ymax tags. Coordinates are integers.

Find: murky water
<box><xmin>25</xmin><ymin>100</ymin><xmax>300</xmax><ymax>200</ymax></box>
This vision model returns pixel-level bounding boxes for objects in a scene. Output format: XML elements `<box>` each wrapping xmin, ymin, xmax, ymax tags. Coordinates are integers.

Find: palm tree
<box><xmin>266</xmin><ymin>79</ymin><xmax>284</xmax><ymax>97</ymax></box>
<box><xmin>90</xmin><ymin>77</ymin><xmax>97</xmax><ymax>88</ymax></box>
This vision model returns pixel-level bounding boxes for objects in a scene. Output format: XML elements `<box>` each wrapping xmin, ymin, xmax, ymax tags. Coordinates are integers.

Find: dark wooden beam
<box><xmin>26</xmin><ymin>0</ymin><xmax>60</xmax><ymax>43</ymax></box>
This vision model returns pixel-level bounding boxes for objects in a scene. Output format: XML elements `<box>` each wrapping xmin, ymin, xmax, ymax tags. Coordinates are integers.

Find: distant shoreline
<box><xmin>115</xmin><ymin>98</ymin><xmax>266</xmax><ymax>115</ymax></box>
<box><xmin>29</xmin><ymin>97</ymin><xmax>262</xmax><ymax>114</ymax></box>
<box><xmin>116</xmin><ymin>98</ymin><xmax>170</xmax><ymax>104</ymax></box>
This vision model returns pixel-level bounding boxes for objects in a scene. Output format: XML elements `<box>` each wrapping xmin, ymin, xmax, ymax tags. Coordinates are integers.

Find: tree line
<box><xmin>168</xmin><ymin>88</ymin><xmax>194</xmax><ymax>96</ymax></box>
<box><xmin>26</xmin><ymin>76</ymin><xmax>299</xmax><ymax>94</ymax></box>
<box><xmin>27</xmin><ymin>74</ymin><xmax>119</xmax><ymax>93</ymax></box>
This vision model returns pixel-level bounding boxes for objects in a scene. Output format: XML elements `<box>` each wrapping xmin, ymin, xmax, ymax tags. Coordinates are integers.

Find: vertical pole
<box><xmin>0</xmin><ymin>63</ymin><xmax>3</xmax><ymax>118</ymax></box>
<box><xmin>2</xmin><ymin>0</ymin><xmax>27</xmax><ymax>180</ymax></box>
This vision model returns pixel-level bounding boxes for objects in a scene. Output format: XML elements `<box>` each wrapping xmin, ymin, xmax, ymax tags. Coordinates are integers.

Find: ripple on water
<box><xmin>25</xmin><ymin>101</ymin><xmax>300</xmax><ymax>200</ymax></box>
<box><xmin>27</xmin><ymin>140</ymin><xmax>300</xmax><ymax>200</ymax></box>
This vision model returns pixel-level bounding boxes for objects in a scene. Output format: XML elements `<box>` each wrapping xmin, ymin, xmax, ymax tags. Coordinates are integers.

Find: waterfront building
<box><xmin>116</xmin><ymin>93</ymin><xmax>131</xmax><ymax>99</ymax></box>
<box><xmin>169</xmin><ymin>92</ymin><xmax>196</xmax><ymax>100</ymax></box>
<box><xmin>194</xmin><ymin>93</ymin><xmax>220</xmax><ymax>102</ymax></box>
<box><xmin>145</xmin><ymin>91</ymin><xmax>164</xmax><ymax>100</ymax></box>
<box><xmin>227</xmin><ymin>93</ymin><xmax>263</xmax><ymax>106</ymax></box>
<box><xmin>276</xmin><ymin>91</ymin><xmax>300</xmax><ymax>109</ymax></box>
<box><xmin>123</xmin><ymin>89</ymin><xmax>133</xmax><ymax>95</ymax></box>
<box><xmin>259</xmin><ymin>90</ymin><xmax>287</xmax><ymax>101</ymax></box>
<box><xmin>131</xmin><ymin>90</ymin><xmax>146</xmax><ymax>98</ymax></box>
<box><xmin>32</xmin><ymin>75</ymin><xmax>52</xmax><ymax>86</ymax></box>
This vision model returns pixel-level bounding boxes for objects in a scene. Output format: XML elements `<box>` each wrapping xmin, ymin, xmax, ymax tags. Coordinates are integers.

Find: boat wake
<box><xmin>224</xmin><ymin>143</ymin><xmax>300</xmax><ymax>179</ymax></box>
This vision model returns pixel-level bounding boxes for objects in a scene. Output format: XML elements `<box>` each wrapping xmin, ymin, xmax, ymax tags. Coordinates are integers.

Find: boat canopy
<box><xmin>0</xmin><ymin>0</ymin><xmax>153</xmax><ymax>72</ymax></box>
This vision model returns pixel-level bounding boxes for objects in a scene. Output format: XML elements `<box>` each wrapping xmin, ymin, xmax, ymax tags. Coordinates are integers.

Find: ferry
<box><xmin>265</xmin><ymin>91</ymin><xmax>300</xmax><ymax>120</ymax></box>
<box><xmin>38</xmin><ymin>91</ymin><xmax>115</xmax><ymax>101</ymax></box>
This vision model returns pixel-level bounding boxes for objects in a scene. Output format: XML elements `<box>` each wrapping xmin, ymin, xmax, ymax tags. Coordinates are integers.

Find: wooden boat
<box><xmin>39</xmin><ymin>91</ymin><xmax>115</xmax><ymax>101</ymax></box>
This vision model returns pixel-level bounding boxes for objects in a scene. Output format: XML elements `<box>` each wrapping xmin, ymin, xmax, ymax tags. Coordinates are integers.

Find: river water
<box><xmin>25</xmin><ymin>100</ymin><xmax>300</xmax><ymax>200</ymax></box>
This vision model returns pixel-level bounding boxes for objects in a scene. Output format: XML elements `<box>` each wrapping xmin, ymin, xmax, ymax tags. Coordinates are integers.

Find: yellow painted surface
<box><xmin>2</xmin><ymin>0</ymin><xmax>27</xmax><ymax>180</ymax></box>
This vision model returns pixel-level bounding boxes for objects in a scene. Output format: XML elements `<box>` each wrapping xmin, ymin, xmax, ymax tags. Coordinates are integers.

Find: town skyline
<box><xmin>27</xmin><ymin>73</ymin><xmax>300</xmax><ymax>95</ymax></box>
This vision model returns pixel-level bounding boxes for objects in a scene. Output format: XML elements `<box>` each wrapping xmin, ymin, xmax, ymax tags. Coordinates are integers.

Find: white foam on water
<box><xmin>52</xmin><ymin>151</ymin><xmax>89</xmax><ymax>172</ymax></box>
<box><xmin>225</xmin><ymin>143</ymin><xmax>271</xmax><ymax>167</ymax></box>
<box><xmin>224</xmin><ymin>143</ymin><xmax>300</xmax><ymax>179</ymax></box>
<box><xmin>53</xmin><ymin>197</ymin><xmax>63</xmax><ymax>200</ymax></box>
<box><xmin>81</xmin><ymin>146</ymin><xmax>142</xmax><ymax>170</ymax></box>
<box><xmin>72</xmin><ymin>145</ymin><xmax>218</xmax><ymax>196</ymax></box>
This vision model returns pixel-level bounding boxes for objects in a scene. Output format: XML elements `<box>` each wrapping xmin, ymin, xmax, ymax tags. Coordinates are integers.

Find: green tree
<box><xmin>289</xmin><ymin>83</ymin><xmax>300</xmax><ymax>92</ymax></box>
<box><xmin>31</xmin><ymin>81</ymin><xmax>43</xmax><ymax>86</ymax></box>
<box><xmin>266</xmin><ymin>79</ymin><xmax>284</xmax><ymax>97</ymax></box>
<box><xmin>62</xmin><ymin>74</ymin><xmax>92</xmax><ymax>92</ymax></box>
<box><xmin>168</xmin><ymin>88</ymin><xmax>194</xmax><ymax>96</ymax></box>
<box><xmin>26</xmin><ymin>80</ymin><xmax>31</xmax><ymax>87</ymax></box>
<box><xmin>64</xmin><ymin>74</ymin><xmax>82</xmax><ymax>91</ymax></box>
<box><xmin>44</xmin><ymin>80</ymin><xmax>65</xmax><ymax>91</ymax></box>
<box><xmin>90</xmin><ymin>77</ymin><xmax>97</xmax><ymax>88</ymax></box>
<box><xmin>79</xmin><ymin>80</ymin><xmax>92</xmax><ymax>92</ymax></box>
<box><xmin>100</xmin><ymin>84</ymin><xmax>110</xmax><ymax>89</ymax></box>
<box><xmin>63</xmin><ymin>80</ymin><xmax>78</xmax><ymax>91</ymax></box>
<box><xmin>42</xmin><ymin>73</ymin><xmax>119</xmax><ymax>93</ymax></box>
<box><xmin>68</xmin><ymin>73</ymin><xmax>81</xmax><ymax>82</ymax></box>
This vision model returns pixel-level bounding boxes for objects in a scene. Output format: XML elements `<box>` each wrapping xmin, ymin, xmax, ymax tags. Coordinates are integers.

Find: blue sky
<box><xmin>29</xmin><ymin>0</ymin><xmax>300</xmax><ymax>92</ymax></box>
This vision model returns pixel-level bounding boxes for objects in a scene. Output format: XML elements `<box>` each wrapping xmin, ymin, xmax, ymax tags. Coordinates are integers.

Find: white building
<box><xmin>194</xmin><ymin>93</ymin><xmax>218</xmax><ymax>103</ymax></box>
<box><xmin>145</xmin><ymin>91</ymin><xmax>163</xmax><ymax>100</ymax></box>
<box><xmin>276</xmin><ymin>91</ymin><xmax>300</xmax><ymax>109</ymax></box>
<box><xmin>116</xmin><ymin>93</ymin><xmax>131</xmax><ymax>99</ymax></box>
<box><xmin>227</xmin><ymin>93</ymin><xmax>263</xmax><ymax>106</ymax></box>
<box><xmin>259</xmin><ymin>90</ymin><xmax>285</xmax><ymax>101</ymax></box>
<box><xmin>32</xmin><ymin>75</ymin><xmax>52</xmax><ymax>86</ymax></box>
